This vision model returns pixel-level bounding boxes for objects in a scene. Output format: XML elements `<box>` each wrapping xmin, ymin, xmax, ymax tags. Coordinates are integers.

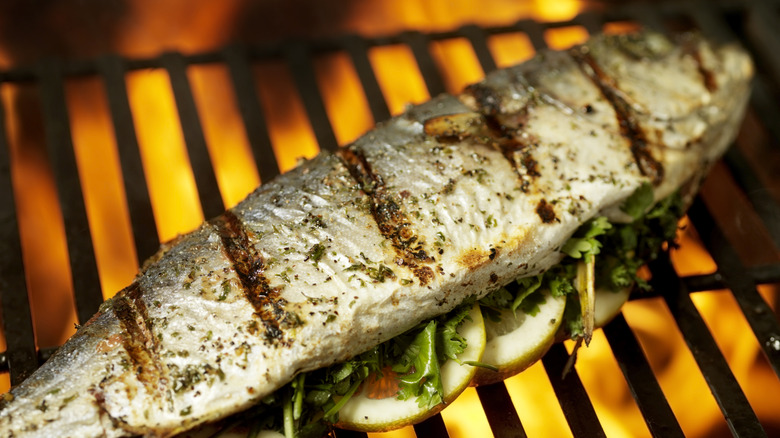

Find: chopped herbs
<box><xmin>306</xmin><ymin>243</ymin><xmax>326</xmax><ymax>264</ymax></box>
<box><xmin>218</xmin><ymin>280</ymin><xmax>231</xmax><ymax>301</ymax></box>
<box><xmin>344</xmin><ymin>261</ymin><xmax>395</xmax><ymax>283</ymax></box>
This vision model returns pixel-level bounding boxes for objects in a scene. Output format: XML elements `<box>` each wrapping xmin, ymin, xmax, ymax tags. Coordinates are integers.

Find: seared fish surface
<box><xmin>0</xmin><ymin>31</ymin><xmax>752</xmax><ymax>437</ymax></box>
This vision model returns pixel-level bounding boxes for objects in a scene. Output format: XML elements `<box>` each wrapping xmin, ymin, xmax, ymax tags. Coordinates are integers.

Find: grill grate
<box><xmin>1</xmin><ymin>0</ymin><xmax>780</xmax><ymax>436</ymax></box>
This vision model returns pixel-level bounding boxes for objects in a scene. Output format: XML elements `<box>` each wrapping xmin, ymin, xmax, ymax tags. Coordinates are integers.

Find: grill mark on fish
<box><xmin>484</xmin><ymin>112</ymin><xmax>543</xmax><ymax>193</ymax></box>
<box><xmin>535</xmin><ymin>199</ymin><xmax>558</xmax><ymax>223</ymax></box>
<box><xmin>569</xmin><ymin>48</ymin><xmax>665</xmax><ymax>184</ymax></box>
<box><xmin>463</xmin><ymin>82</ymin><xmax>503</xmax><ymax>116</ymax></box>
<box><xmin>422</xmin><ymin>106</ymin><xmax>554</xmax><ymax>224</ymax></box>
<box><xmin>211</xmin><ymin>211</ymin><xmax>296</xmax><ymax>344</ymax></box>
<box><xmin>460</xmin><ymin>85</ymin><xmax>543</xmax><ymax>193</ymax></box>
<box><xmin>90</xmin><ymin>390</ymin><xmax>140</xmax><ymax>436</ymax></box>
<box><xmin>336</xmin><ymin>147</ymin><xmax>435</xmax><ymax>285</ymax></box>
<box><xmin>111</xmin><ymin>283</ymin><xmax>167</xmax><ymax>397</ymax></box>
<box><xmin>685</xmin><ymin>43</ymin><xmax>718</xmax><ymax>93</ymax></box>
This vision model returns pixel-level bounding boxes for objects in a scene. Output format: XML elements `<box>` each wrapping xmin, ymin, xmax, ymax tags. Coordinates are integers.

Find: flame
<box><xmin>1</xmin><ymin>84</ymin><xmax>79</xmax><ymax>349</ymax></box>
<box><xmin>188</xmin><ymin>64</ymin><xmax>260</xmax><ymax>207</ymax></box>
<box><xmin>487</xmin><ymin>32</ymin><xmax>536</xmax><ymax>68</ymax></box>
<box><xmin>115</xmin><ymin>1</ymin><xmax>245</xmax><ymax>58</ymax></box>
<box><xmin>126</xmin><ymin>69</ymin><xmax>204</xmax><ymax>243</ymax></box>
<box><xmin>544</xmin><ymin>26</ymin><xmax>590</xmax><ymax>50</ymax></box>
<box><xmin>314</xmin><ymin>52</ymin><xmax>376</xmax><ymax>145</ymax></box>
<box><xmin>429</xmin><ymin>38</ymin><xmax>485</xmax><ymax>94</ymax></box>
<box><xmin>340</xmin><ymin>0</ymin><xmax>582</xmax><ymax>36</ymax></box>
<box><xmin>66</xmin><ymin>77</ymin><xmax>139</xmax><ymax>297</ymax></box>
<box><xmin>252</xmin><ymin>61</ymin><xmax>320</xmax><ymax>173</ymax></box>
<box><xmin>369</xmin><ymin>44</ymin><xmax>431</xmax><ymax>115</ymax></box>
<box><xmin>2</xmin><ymin>1</ymin><xmax>778</xmax><ymax>437</ymax></box>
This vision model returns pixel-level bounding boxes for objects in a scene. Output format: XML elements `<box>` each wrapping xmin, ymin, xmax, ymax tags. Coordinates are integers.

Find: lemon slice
<box><xmin>472</xmin><ymin>290</ymin><xmax>566</xmax><ymax>386</ymax></box>
<box><xmin>336</xmin><ymin>303</ymin><xmax>486</xmax><ymax>432</ymax></box>
<box><xmin>594</xmin><ymin>286</ymin><xmax>631</xmax><ymax>328</ymax></box>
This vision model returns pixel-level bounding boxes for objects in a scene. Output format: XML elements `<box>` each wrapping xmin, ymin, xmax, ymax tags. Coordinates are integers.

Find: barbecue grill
<box><xmin>1</xmin><ymin>0</ymin><xmax>779</xmax><ymax>436</ymax></box>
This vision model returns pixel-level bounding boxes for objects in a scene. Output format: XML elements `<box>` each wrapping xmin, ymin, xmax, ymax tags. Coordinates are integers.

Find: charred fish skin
<box><xmin>0</xmin><ymin>31</ymin><xmax>752</xmax><ymax>437</ymax></box>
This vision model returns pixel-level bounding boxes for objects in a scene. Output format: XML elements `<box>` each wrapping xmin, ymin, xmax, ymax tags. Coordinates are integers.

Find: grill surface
<box><xmin>1</xmin><ymin>0</ymin><xmax>780</xmax><ymax>436</ymax></box>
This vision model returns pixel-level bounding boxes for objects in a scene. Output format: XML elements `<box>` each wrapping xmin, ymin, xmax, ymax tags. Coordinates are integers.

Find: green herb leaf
<box><xmin>438</xmin><ymin>305</ymin><xmax>470</xmax><ymax>362</ymax></box>
<box><xmin>306</xmin><ymin>243</ymin><xmax>326</xmax><ymax>264</ymax></box>
<box><xmin>561</xmin><ymin>216</ymin><xmax>611</xmax><ymax>262</ymax></box>
<box><xmin>621</xmin><ymin>182</ymin><xmax>654</xmax><ymax>220</ymax></box>
<box><xmin>511</xmin><ymin>276</ymin><xmax>543</xmax><ymax>313</ymax></box>
<box><xmin>393</xmin><ymin>321</ymin><xmax>443</xmax><ymax>409</ymax></box>
<box><xmin>561</xmin><ymin>293</ymin><xmax>585</xmax><ymax>340</ymax></box>
<box><xmin>515</xmin><ymin>290</ymin><xmax>547</xmax><ymax>316</ymax></box>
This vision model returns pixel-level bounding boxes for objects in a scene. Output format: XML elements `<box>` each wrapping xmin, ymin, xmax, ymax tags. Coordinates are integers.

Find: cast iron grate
<box><xmin>1</xmin><ymin>0</ymin><xmax>779</xmax><ymax>436</ymax></box>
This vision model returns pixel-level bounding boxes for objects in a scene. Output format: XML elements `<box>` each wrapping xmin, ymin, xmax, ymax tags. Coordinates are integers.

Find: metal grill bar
<box><xmin>223</xmin><ymin>45</ymin><xmax>281</xmax><ymax>183</ymax></box>
<box><xmin>724</xmin><ymin>146</ymin><xmax>780</xmax><ymax>251</ymax></box>
<box><xmin>343</xmin><ymin>35</ymin><xmax>392</xmax><ymax>122</ymax></box>
<box><xmin>285</xmin><ymin>41</ymin><xmax>340</xmax><ymax>152</ymax></box>
<box><xmin>542</xmin><ymin>343</ymin><xmax>606</xmax><ymax>437</ymax></box>
<box><xmin>97</xmin><ymin>54</ymin><xmax>160</xmax><ymax>262</ymax></box>
<box><xmin>37</xmin><ymin>59</ymin><xmax>104</xmax><ymax>324</ymax></box>
<box><xmin>0</xmin><ymin>1</ymin><xmax>778</xmax><ymax>437</ymax></box>
<box><xmin>476</xmin><ymin>382</ymin><xmax>527</xmax><ymax>438</ymax></box>
<box><xmin>412</xmin><ymin>410</ymin><xmax>449</xmax><ymax>437</ymax></box>
<box><xmin>652</xmin><ymin>253</ymin><xmax>767</xmax><ymax>437</ymax></box>
<box><xmin>401</xmin><ymin>31</ymin><xmax>447</xmax><ymax>96</ymax></box>
<box><xmin>684</xmin><ymin>264</ymin><xmax>780</xmax><ymax>292</ymax></box>
<box><xmin>161</xmin><ymin>52</ymin><xmax>226</xmax><ymax>218</ymax></box>
<box><xmin>459</xmin><ymin>25</ymin><xmax>497</xmax><ymax>74</ymax></box>
<box><xmin>687</xmin><ymin>198</ymin><xmax>780</xmax><ymax>378</ymax></box>
<box><xmin>602</xmin><ymin>314</ymin><xmax>685</xmax><ymax>437</ymax></box>
<box><xmin>0</xmin><ymin>86</ymin><xmax>37</xmax><ymax>386</ymax></box>
<box><xmin>514</xmin><ymin>19</ymin><xmax>548</xmax><ymax>52</ymax></box>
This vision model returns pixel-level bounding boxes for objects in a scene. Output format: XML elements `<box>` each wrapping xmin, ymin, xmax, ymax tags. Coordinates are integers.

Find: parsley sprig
<box><xmin>480</xmin><ymin>182</ymin><xmax>684</xmax><ymax>342</ymax></box>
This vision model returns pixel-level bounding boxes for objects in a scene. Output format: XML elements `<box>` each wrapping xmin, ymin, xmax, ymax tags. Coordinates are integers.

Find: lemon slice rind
<box><xmin>336</xmin><ymin>303</ymin><xmax>486</xmax><ymax>432</ymax></box>
<box><xmin>472</xmin><ymin>290</ymin><xmax>566</xmax><ymax>386</ymax></box>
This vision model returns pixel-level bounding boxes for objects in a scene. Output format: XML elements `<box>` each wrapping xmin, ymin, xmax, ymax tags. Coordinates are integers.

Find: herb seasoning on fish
<box><xmin>0</xmin><ymin>31</ymin><xmax>752</xmax><ymax>438</ymax></box>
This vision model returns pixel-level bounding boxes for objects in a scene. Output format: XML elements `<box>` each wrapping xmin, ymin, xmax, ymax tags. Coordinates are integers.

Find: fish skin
<box><xmin>0</xmin><ymin>31</ymin><xmax>752</xmax><ymax>437</ymax></box>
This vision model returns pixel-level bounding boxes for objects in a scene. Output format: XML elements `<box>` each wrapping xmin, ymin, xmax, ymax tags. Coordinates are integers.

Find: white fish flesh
<box><xmin>0</xmin><ymin>31</ymin><xmax>753</xmax><ymax>437</ymax></box>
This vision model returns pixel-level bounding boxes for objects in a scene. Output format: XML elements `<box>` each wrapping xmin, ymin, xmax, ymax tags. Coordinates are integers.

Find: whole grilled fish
<box><xmin>0</xmin><ymin>31</ymin><xmax>752</xmax><ymax>437</ymax></box>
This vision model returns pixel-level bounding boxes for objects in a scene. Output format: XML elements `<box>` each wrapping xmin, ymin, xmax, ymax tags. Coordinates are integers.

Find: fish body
<box><xmin>0</xmin><ymin>31</ymin><xmax>752</xmax><ymax>437</ymax></box>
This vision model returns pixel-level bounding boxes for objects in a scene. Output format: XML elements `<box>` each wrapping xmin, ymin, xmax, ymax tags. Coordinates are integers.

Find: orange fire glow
<box><xmin>369</xmin><ymin>45</ymin><xmax>431</xmax><ymax>115</ymax></box>
<box><xmin>126</xmin><ymin>69</ymin><xmax>205</xmax><ymax>243</ymax></box>
<box><xmin>188</xmin><ymin>64</ymin><xmax>261</xmax><ymax>209</ymax></box>
<box><xmin>1</xmin><ymin>1</ymin><xmax>778</xmax><ymax>437</ymax></box>
<box><xmin>252</xmin><ymin>61</ymin><xmax>321</xmax><ymax>173</ymax></box>
<box><xmin>314</xmin><ymin>52</ymin><xmax>376</xmax><ymax>146</ymax></box>
<box><xmin>66</xmin><ymin>77</ymin><xmax>139</xmax><ymax>297</ymax></box>
<box><xmin>1</xmin><ymin>84</ymin><xmax>79</xmax><ymax>349</ymax></box>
